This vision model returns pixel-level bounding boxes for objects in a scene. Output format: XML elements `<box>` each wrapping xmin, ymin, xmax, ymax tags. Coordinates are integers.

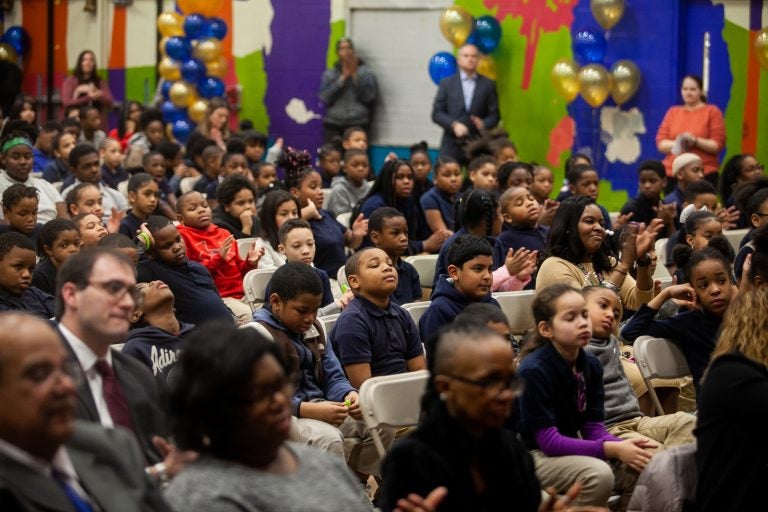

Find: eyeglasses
<box><xmin>575</xmin><ymin>371</ymin><xmax>586</xmax><ymax>413</ymax></box>
<box><xmin>754</xmin><ymin>212</ymin><xmax>768</xmax><ymax>218</ymax></box>
<box><xmin>445</xmin><ymin>373</ymin><xmax>524</xmax><ymax>397</ymax></box>
<box><xmin>246</xmin><ymin>377</ymin><xmax>295</xmax><ymax>405</ymax></box>
<box><xmin>744</xmin><ymin>164</ymin><xmax>764</xmax><ymax>173</ymax></box>
<box><xmin>87</xmin><ymin>279</ymin><xmax>143</xmax><ymax>307</ymax></box>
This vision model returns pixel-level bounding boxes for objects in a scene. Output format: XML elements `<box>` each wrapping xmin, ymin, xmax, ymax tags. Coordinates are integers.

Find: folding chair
<box><xmin>243</xmin><ymin>268</ymin><xmax>276</xmax><ymax>308</ymax></box>
<box><xmin>179</xmin><ymin>176</ymin><xmax>201</xmax><ymax>194</ymax></box>
<box><xmin>492</xmin><ymin>291</ymin><xmax>536</xmax><ymax>335</ymax></box>
<box><xmin>656</xmin><ymin>276</ymin><xmax>673</xmax><ymax>290</ymax></box>
<box><xmin>336</xmin><ymin>265</ymin><xmax>349</xmax><ymax>292</ymax></box>
<box><xmin>117</xmin><ymin>180</ymin><xmax>129</xmax><ymax>200</ymax></box>
<box><xmin>723</xmin><ymin>228</ymin><xmax>749</xmax><ymax>253</ymax></box>
<box><xmin>358</xmin><ymin>370</ymin><xmax>430</xmax><ymax>457</ymax></box>
<box><xmin>336</xmin><ymin>212</ymin><xmax>352</xmax><ymax>228</ymax></box>
<box><xmin>321</xmin><ymin>188</ymin><xmax>332</xmax><ymax>210</ymax></box>
<box><xmin>237</xmin><ymin>237</ymin><xmax>257</xmax><ymax>258</ymax></box>
<box><xmin>653</xmin><ymin>238</ymin><xmax>670</xmax><ymax>279</ymax></box>
<box><xmin>404</xmin><ymin>254</ymin><xmax>439</xmax><ymax>289</ymax></box>
<box><xmin>238</xmin><ymin>321</ymin><xmax>275</xmax><ymax>342</ymax></box>
<box><xmin>401</xmin><ymin>301</ymin><xmax>431</xmax><ymax>332</ymax></box>
<box><xmin>633</xmin><ymin>336</ymin><xmax>691</xmax><ymax>416</ymax></box>
<box><xmin>317</xmin><ymin>313</ymin><xmax>340</xmax><ymax>340</ymax></box>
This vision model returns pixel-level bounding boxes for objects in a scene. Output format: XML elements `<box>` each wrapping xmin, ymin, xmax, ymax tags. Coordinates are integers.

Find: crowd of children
<box><xmin>1</xmin><ymin>95</ymin><xmax>765</xmax><ymax>511</ymax></box>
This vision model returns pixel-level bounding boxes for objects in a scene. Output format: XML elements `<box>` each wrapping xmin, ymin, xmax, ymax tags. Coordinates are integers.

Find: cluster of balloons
<box><xmin>156</xmin><ymin>0</ymin><xmax>227</xmax><ymax>143</ymax></box>
<box><xmin>0</xmin><ymin>25</ymin><xmax>30</xmax><ymax>65</ymax></box>
<box><xmin>429</xmin><ymin>6</ymin><xmax>502</xmax><ymax>85</ymax></box>
<box><xmin>551</xmin><ymin>0</ymin><xmax>640</xmax><ymax>108</ymax></box>
<box><xmin>756</xmin><ymin>28</ymin><xmax>768</xmax><ymax>70</ymax></box>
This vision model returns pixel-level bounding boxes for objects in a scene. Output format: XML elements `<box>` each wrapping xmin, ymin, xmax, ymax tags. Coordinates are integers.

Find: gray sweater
<box><xmin>318</xmin><ymin>65</ymin><xmax>378</xmax><ymax>127</ymax></box>
<box><xmin>326</xmin><ymin>177</ymin><xmax>372</xmax><ymax>217</ymax></box>
<box><xmin>164</xmin><ymin>443</ymin><xmax>371</xmax><ymax>512</ymax></box>
<box><xmin>584</xmin><ymin>335</ymin><xmax>643</xmax><ymax>426</ymax></box>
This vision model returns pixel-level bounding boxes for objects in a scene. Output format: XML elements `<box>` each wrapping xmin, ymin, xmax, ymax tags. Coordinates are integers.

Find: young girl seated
<box><xmin>65</xmin><ymin>182</ymin><xmax>122</xmax><ymax>234</ymax></box>
<box><xmin>733</xmin><ymin>178</ymin><xmax>768</xmax><ymax>280</ymax></box>
<box><xmin>255</xmin><ymin>189</ymin><xmax>301</xmax><ymax>269</ymax></box>
<box><xmin>719</xmin><ymin>153</ymin><xmax>762</xmax><ymax>228</ymax></box>
<box><xmin>497</xmin><ymin>161</ymin><xmax>533</xmax><ymax>193</ymax></box>
<box><xmin>72</xmin><ymin>212</ymin><xmax>108</xmax><ymax>247</ymax></box>
<box><xmin>316</xmin><ymin>143</ymin><xmax>342</xmax><ymax>188</ymax></box>
<box><xmin>31</xmin><ymin>219</ymin><xmax>81</xmax><ymax>296</ymax></box>
<box><xmin>517</xmin><ymin>284</ymin><xmax>656</xmax><ymax>508</ymax></box>
<box><xmin>622</xmin><ymin>243</ymin><xmax>736</xmax><ymax>393</ymax></box>
<box><xmin>212</xmin><ymin>175</ymin><xmax>260</xmax><ymax>239</ymax></box>
<box><xmin>252</xmin><ymin>161</ymin><xmax>279</xmax><ymax>210</ymax></box>
<box><xmin>408</xmin><ymin>141</ymin><xmax>433</xmax><ymax>201</ymax></box>
<box><xmin>531</xmin><ymin>164</ymin><xmax>554</xmax><ymax>204</ymax></box>
<box><xmin>464</xmin><ymin>155</ymin><xmax>498</xmax><ymax>194</ymax></box>
<box><xmin>667</xmin><ymin>209</ymin><xmax>723</xmax><ymax>282</ymax></box>
<box><xmin>99</xmin><ymin>137</ymin><xmax>128</xmax><ymax>190</ymax></box>
<box><xmin>420</xmin><ymin>156</ymin><xmax>462</xmax><ymax>233</ymax></box>
<box><xmin>282</xmin><ymin>148</ymin><xmax>366</xmax><ymax>278</ymax></box>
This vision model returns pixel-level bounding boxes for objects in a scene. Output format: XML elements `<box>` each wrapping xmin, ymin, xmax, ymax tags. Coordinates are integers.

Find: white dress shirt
<box><xmin>460</xmin><ymin>70</ymin><xmax>477</xmax><ymax>112</ymax></box>
<box><xmin>59</xmin><ymin>323</ymin><xmax>115</xmax><ymax>428</ymax></box>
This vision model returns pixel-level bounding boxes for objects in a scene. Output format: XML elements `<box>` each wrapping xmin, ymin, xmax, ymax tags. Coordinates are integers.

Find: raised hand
<box><xmin>220</xmin><ymin>235</ymin><xmax>234</xmax><ymax>259</ymax></box>
<box><xmin>539</xmin><ymin>200</ymin><xmax>560</xmax><ymax>226</ymax></box>
<box><xmin>613</xmin><ymin>211</ymin><xmax>634</xmax><ymax>231</ymax></box>
<box><xmin>107</xmin><ymin>207</ymin><xmax>125</xmax><ymax>234</ymax></box>
<box><xmin>247</xmin><ymin>243</ymin><xmax>265</xmax><ymax>267</ymax></box>
<box><xmin>505</xmin><ymin>248</ymin><xmax>531</xmax><ymax>277</ymax></box>
<box><xmin>351</xmin><ymin>213</ymin><xmax>368</xmax><ymax>237</ymax></box>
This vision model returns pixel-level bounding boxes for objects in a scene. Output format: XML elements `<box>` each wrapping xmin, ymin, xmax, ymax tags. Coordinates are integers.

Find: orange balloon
<box><xmin>177</xmin><ymin>0</ymin><xmax>224</xmax><ymax>17</ymax></box>
<box><xmin>206</xmin><ymin>57</ymin><xmax>228</xmax><ymax>78</ymax></box>
<box><xmin>157</xmin><ymin>12</ymin><xmax>184</xmax><ymax>37</ymax></box>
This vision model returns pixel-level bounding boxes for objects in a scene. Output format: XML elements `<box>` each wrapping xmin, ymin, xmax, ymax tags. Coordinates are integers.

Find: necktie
<box><xmin>52</xmin><ymin>470</ymin><xmax>94</xmax><ymax>512</ymax></box>
<box><xmin>93</xmin><ymin>359</ymin><xmax>135</xmax><ymax>433</ymax></box>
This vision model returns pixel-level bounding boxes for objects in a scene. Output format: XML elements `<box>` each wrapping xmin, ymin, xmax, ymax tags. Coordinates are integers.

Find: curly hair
<box><xmin>710</xmin><ymin>288</ymin><xmax>768</xmax><ymax>369</ymax></box>
<box><xmin>279</xmin><ymin>147</ymin><xmax>316</xmax><ymax>191</ymax></box>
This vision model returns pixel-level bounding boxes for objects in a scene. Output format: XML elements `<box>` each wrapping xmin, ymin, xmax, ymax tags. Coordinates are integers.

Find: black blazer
<box><xmin>431</xmin><ymin>73</ymin><xmax>499</xmax><ymax>162</ymax></box>
<box><xmin>0</xmin><ymin>421</ymin><xmax>171</xmax><ymax>512</ymax></box>
<box><xmin>58</xmin><ymin>326</ymin><xmax>166</xmax><ymax>465</ymax></box>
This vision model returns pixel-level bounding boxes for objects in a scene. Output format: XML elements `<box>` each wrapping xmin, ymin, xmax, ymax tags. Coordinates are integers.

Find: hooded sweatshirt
<box><xmin>122</xmin><ymin>322</ymin><xmax>194</xmax><ymax>394</ymax></box>
<box><xmin>252</xmin><ymin>309</ymin><xmax>355</xmax><ymax>416</ymax></box>
<box><xmin>212</xmin><ymin>206</ymin><xmax>261</xmax><ymax>240</ymax></box>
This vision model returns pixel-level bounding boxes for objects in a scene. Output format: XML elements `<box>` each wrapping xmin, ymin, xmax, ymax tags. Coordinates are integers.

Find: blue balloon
<box><xmin>183</xmin><ymin>14</ymin><xmax>207</xmax><ymax>39</ymax></box>
<box><xmin>180</xmin><ymin>58</ymin><xmax>206</xmax><ymax>84</ymax></box>
<box><xmin>165</xmin><ymin>36</ymin><xmax>192</xmax><ymax>61</ymax></box>
<box><xmin>573</xmin><ymin>30</ymin><xmax>607</xmax><ymax>65</ymax></box>
<box><xmin>161</xmin><ymin>100</ymin><xmax>186</xmax><ymax>123</ymax></box>
<box><xmin>428</xmin><ymin>52</ymin><xmax>457</xmax><ymax>86</ymax></box>
<box><xmin>198</xmin><ymin>76</ymin><xmax>225</xmax><ymax>99</ymax></box>
<box><xmin>205</xmin><ymin>17</ymin><xmax>228</xmax><ymax>40</ymax></box>
<box><xmin>172</xmin><ymin>119</ymin><xmax>194</xmax><ymax>144</ymax></box>
<box><xmin>1</xmin><ymin>26</ymin><xmax>29</xmax><ymax>55</ymax></box>
<box><xmin>160</xmin><ymin>80</ymin><xmax>173</xmax><ymax>100</ymax></box>
<box><xmin>468</xmin><ymin>16</ymin><xmax>501</xmax><ymax>54</ymax></box>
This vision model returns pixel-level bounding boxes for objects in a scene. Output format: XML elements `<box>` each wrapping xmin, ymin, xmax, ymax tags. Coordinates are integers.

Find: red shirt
<box><xmin>177</xmin><ymin>224</ymin><xmax>253</xmax><ymax>299</ymax></box>
<box><xmin>656</xmin><ymin>104</ymin><xmax>725</xmax><ymax>177</ymax></box>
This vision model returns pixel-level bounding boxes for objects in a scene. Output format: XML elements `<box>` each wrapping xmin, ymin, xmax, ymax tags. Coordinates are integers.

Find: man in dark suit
<box><xmin>431</xmin><ymin>43</ymin><xmax>500</xmax><ymax>165</ymax></box>
<box><xmin>55</xmin><ymin>248</ymin><xmax>193</xmax><ymax>483</ymax></box>
<box><xmin>0</xmin><ymin>312</ymin><xmax>170</xmax><ymax>511</ymax></box>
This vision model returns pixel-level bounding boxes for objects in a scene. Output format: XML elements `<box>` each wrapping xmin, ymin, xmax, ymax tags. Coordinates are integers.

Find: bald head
<box><xmin>0</xmin><ymin>312</ymin><xmax>62</xmax><ymax>378</ymax></box>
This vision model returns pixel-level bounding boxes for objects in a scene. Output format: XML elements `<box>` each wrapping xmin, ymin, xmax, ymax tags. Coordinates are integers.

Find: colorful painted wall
<box><xmin>4</xmin><ymin>0</ymin><xmax>767</xmax><ymax>209</ymax></box>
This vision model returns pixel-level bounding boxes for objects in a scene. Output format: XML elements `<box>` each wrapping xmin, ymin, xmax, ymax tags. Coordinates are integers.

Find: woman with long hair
<box><xmin>61</xmin><ymin>50</ymin><xmax>114</xmax><ymax>116</ymax></box>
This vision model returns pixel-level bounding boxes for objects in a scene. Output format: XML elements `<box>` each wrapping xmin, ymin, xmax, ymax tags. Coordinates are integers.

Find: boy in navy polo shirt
<box><xmin>119</xmin><ymin>173</ymin><xmax>159</xmax><ymax>240</ymax></box>
<box><xmin>420</xmin><ymin>235</ymin><xmax>501</xmax><ymax>353</ymax></box>
<box><xmin>0</xmin><ymin>232</ymin><xmax>55</xmax><ymax>319</ymax></box>
<box><xmin>136</xmin><ymin>215</ymin><xmax>234</xmax><ymax>326</ymax></box>
<box><xmin>369</xmin><ymin>207</ymin><xmax>421</xmax><ymax>305</ymax></box>
<box><xmin>330</xmin><ymin>248</ymin><xmax>426</xmax><ymax>389</ymax></box>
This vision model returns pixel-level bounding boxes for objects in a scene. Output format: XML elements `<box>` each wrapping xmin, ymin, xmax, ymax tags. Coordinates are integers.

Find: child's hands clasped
<box><xmin>505</xmin><ymin>248</ymin><xmax>538</xmax><ymax>280</ymax></box>
<box><xmin>344</xmin><ymin>391</ymin><xmax>362</xmax><ymax>420</ymax></box>
<box><xmin>604</xmin><ymin>438</ymin><xmax>656</xmax><ymax>473</ymax></box>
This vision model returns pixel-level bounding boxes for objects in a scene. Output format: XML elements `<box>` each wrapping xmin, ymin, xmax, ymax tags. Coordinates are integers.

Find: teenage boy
<box><xmin>620</xmin><ymin>160</ymin><xmax>676</xmax><ymax>239</ymax></box>
<box><xmin>32</xmin><ymin>121</ymin><xmax>61</xmax><ymax>174</ymax></box>
<box><xmin>368</xmin><ymin>207</ymin><xmax>421</xmax><ymax>305</ymax></box>
<box><xmin>330</xmin><ymin>248</ymin><xmax>426</xmax><ymax>389</ymax></box>
<box><xmin>663</xmin><ymin>153</ymin><xmax>704</xmax><ymax>225</ymax></box>
<box><xmin>0</xmin><ymin>232</ymin><xmax>55</xmax><ymax>318</ymax></box>
<box><xmin>78</xmin><ymin>105</ymin><xmax>106</xmax><ymax>149</ymax></box>
<box><xmin>420</xmin><ymin>235</ymin><xmax>501</xmax><ymax>353</ymax></box>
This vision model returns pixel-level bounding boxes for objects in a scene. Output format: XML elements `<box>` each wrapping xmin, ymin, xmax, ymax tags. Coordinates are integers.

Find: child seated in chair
<box><xmin>0</xmin><ymin>232</ymin><xmax>55</xmax><ymax>319</ymax></box>
<box><xmin>369</xmin><ymin>207</ymin><xmax>421</xmax><ymax>305</ymax></box>
<box><xmin>331</xmin><ymin>248</ymin><xmax>426</xmax><ymax>389</ymax></box>
<box><xmin>253</xmin><ymin>262</ymin><xmax>390</xmax><ymax>479</ymax></box>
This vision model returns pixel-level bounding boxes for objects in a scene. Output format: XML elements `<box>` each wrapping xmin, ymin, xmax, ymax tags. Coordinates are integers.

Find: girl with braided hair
<box><xmin>432</xmin><ymin>189</ymin><xmax>536</xmax><ymax>293</ymax></box>
<box><xmin>280</xmin><ymin>147</ymin><xmax>367</xmax><ymax>277</ymax></box>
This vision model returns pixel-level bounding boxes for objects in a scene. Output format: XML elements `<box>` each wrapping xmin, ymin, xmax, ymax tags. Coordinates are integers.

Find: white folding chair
<box><xmin>401</xmin><ymin>301</ymin><xmax>431</xmax><ymax>332</ymax></box>
<box><xmin>656</xmin><ymin>276</ymin><xmax>673</xmax><ymax>290</ymax></box>
<box><xmin>243</xmin><ymin>268</ymin><xmax>276</xmax><ymax>308</ymax></box>
<box><xmin>321</xmin><ymin>188</ymin><xmax>332</xmax><ymax>210</ymax></box>
<box><xmin>117</xmin><ymin>180</ymin><xmax>129</xmax><ymax>199</ymax></box>
<box><xmin>237</xmin><ymin>237</ymin><xmax>257</xmax><ymax>258</ymax></box>
<box><xmin>317</xmin><ymin>313</ymin><xmax>340</xmax><ymax>340</ymax></box>
<box><xmin>336</xmin><ymin>265</ymin><xmax>349</xmax><ymax>292</ymax></box>
<box><xmin>358</xmin><ymin>370</ymin><xmax>429</xmax><ymax>457</ymax></box>
<box><xmin>633</xmin><ymin>336</ymin><xmax>691</xmax><ymax>416</ymax></box>
<box><xmin>492</xmin><ymin>290</ymin><xmax>536</xmax><ymax>335</ymax></box>
<box><xmin>653</xmin><ymin>238</ymin><xmax>670</xmax><ymax>279</ymax></box>
<box><xmin>336</xmin><ymin>212</ymin><xmax>352</xmax><ymax>229</ymax></box>
<box><xmin>404</xmin><ymin>254</ymin><xmax>439</xmax><ymax>289</ymax></box>
<box><xmin>238</xmin><ymin>322</ymin><xmax>275</xmax><ymax>342</ymax></box>
<box><xmin>724</xmin><ymin>228</ymin><xmax>749</xmax><ymax>253</ymax></box>
<box><xmin>180</xmin><ymin>176</ymin><xmax>201</xmax><ymax>194</ymax></box>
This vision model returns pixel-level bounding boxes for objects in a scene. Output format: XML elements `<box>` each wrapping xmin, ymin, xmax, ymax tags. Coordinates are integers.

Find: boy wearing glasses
<box><xmin>0</xmin><ymin>232</ymin><xmax>55</xmax><ymax>319</ymax></box>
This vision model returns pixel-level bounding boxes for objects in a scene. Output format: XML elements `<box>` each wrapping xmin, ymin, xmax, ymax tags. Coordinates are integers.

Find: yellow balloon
<box><xmin>610</xmin><ymin>60</ymin><xmax>641</xmax><ymax>105</ymax></box>
<box><xmin>476</xmin><ymin>55</ymin><xmax>498</xmax><ymax>80</ymax></box>
<box><xmin>551</xmin><ymin>59</ymin><xmax>580</xmax><ymax>102</ymax></box>
<box><xmin>0</xmin><ymin>43</ymin><xmax>18</xmax><ymax>64</ymax></box>
<box><xmin>177</xmin><ymin>0</ymin><xmax>224</xmax><ymax>17</ymax></box>
<box><xmin>439</xmin><ymin>7</ymin><xmax>473</xmax><ymax>47</ymax></box>
<box><xmin>169</xmin><ymin>81</ymin><xmax>195</xmax><ymax>108</ymax></box>
<box><xmin>755</xmin><ymin>28</ymin><xmax>768</xmax><ymax>70</ymax></box>
<box><xmin>193</xmin><ymin>39</ymin><xmax>222</xmax><ymax>63</ymax></box>
<box><xmin>206</xmin><ymin>57</ymin><xmax>228</xmax><ymax>79</ymax></box>
<box><xmin>578</xmin><ymin>64</ymin><xmax>611</xmax><ymax>108</ymax></box>
<box><xmin>590</xmin><ymin>0</ymin><xmax>625</xmax><ymax>31</ymax></box>
<box><xmin>188</xmin><ymin>99</ymin><xmax>209</xmax><ymax>124</ymax></box>
<box><xmin>157</xmin><ymin>12</ymin><xmax>184</xmax><ymax>37</ymax></box>
<box><xmin>158</xmin><ymin>57</ymin><xmax>181</xmax><ymax>81</ymax></box>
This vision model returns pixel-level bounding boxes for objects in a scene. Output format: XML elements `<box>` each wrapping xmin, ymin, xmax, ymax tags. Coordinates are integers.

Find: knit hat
<box><xmin>672</xmin><ymin>153</ymin><xmax>702</xmax><ymax>177</ymax></box>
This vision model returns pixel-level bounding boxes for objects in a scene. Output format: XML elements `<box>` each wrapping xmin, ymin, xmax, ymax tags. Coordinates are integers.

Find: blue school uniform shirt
<box><xmin>42</xmin><ymin>158</ymin><xmax>70</xmax><ymax>183</ymax></box>
<box><xmin>515</xmin><ymin>341</ymin><xmax>606</xmax><ymax>451</ymax></box>
<box><xmin>330</xmin><ymin>295</ymin><xmax>423</xmax><ymax>377</ymax></box>
<box><xmin>32</xmin><ymin>148</ymin><xmax>52</xmax><ymax>175</ymax></box>
<box><xmin>308</xmin><ymin>209</ymin><xmax>348</xmax><ymax>277</ymax></box>
<box><xmin>0</xmin><ymin>223</ymin><xmax>43</xmax><ymax>248</ymax></box>
<box><xmin>263</xmin><ymin>265</ymin><xmax>335</xmax><ymax>309</ymax></box>
<box><xmin>497</xmin><ymin>225</ymin><xmax>548</xmax><ymax>254</ymax></box>
<box><xmin>136</xmin><ymin>258</ymin><xmax>233</xmax><ymax>326</ymax></box>
<box><xmin>432</xmin><ymin>227</ymin><xmax>505</xmax><ymax>288</ymax></box>
<box><xmin>393</xmin><ymin>258</ymin><xmax>421</xmax><ymax>306</ymax></box>
<box><xmin>101</xmin><ymin>164</ymin><xmax>129</xmax><ymax>190</ymax></box>
<box><xmin>0</xmin><ymin>286</ymin><xmax>55</xmax><ymax>319</ymax></box>
<box><xmin>360</xmin><ymin>193</ymin><xmax>431</xmax><ymax>255</ymax></box>
<box><xmin>420</xmin><ymin>187</ymin><xmax>456</xmax><ymax>231</ymax></box>
<box><xmin>420</xmin><ymin>275</ymin><xmax>500</xmax><ymax>354</ymax></box>
<box><xmin>663</xmin><ymin>187</ymin><xmax>684</xmax><ymax>229</ymax></box>
<box><xmin>119</xmin><ymin>210</ymin><xmax>143</xmax><ymax>239</ymax></box>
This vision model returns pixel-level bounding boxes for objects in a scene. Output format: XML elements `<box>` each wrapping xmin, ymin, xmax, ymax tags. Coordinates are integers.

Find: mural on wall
<box><xmin>5</xmin><ymin>0</ymin><xmax>767</xmax><ymax>209</ymax></box>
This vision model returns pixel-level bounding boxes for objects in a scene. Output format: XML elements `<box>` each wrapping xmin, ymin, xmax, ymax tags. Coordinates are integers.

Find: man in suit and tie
<box><xmin>0</xmin><ymin>311</ymin><xmax>170</xmax><ymax>511</ymax></box>
<box><xmin>55</xmin><ymin>248</ymin><xmax>193</xmax><ymax>485</ymax></box>
<box><xmin>431</xmin><ymin>43</ymin><xmax>500</xmax><ymax>165</ymax></box>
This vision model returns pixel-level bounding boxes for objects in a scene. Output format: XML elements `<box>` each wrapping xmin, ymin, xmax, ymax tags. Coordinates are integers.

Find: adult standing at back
<box><xmin>432</xmin><ymin>43</ymin><xmax>499</xmax><ymax>166</ymax></box>
<box><xmin>655</xmin><ymin>75</ymin><xmax>725</xmax><ymax>189</ymax></box>
<box><xmin>61</xmin><ymin>50</ymin><xmax>114</xmax><ymax>121</ymax></box>
<box><xmin>319</xmin><ymin>38</ymin><xmax>379</xmax><ymax>144</ymax></box>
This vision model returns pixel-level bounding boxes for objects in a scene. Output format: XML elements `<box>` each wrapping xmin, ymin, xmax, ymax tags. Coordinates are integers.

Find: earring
<box><xmin>439</xmin><ymin>392</ymin><xmax>447</xmax><ymax>401</ymax></box>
